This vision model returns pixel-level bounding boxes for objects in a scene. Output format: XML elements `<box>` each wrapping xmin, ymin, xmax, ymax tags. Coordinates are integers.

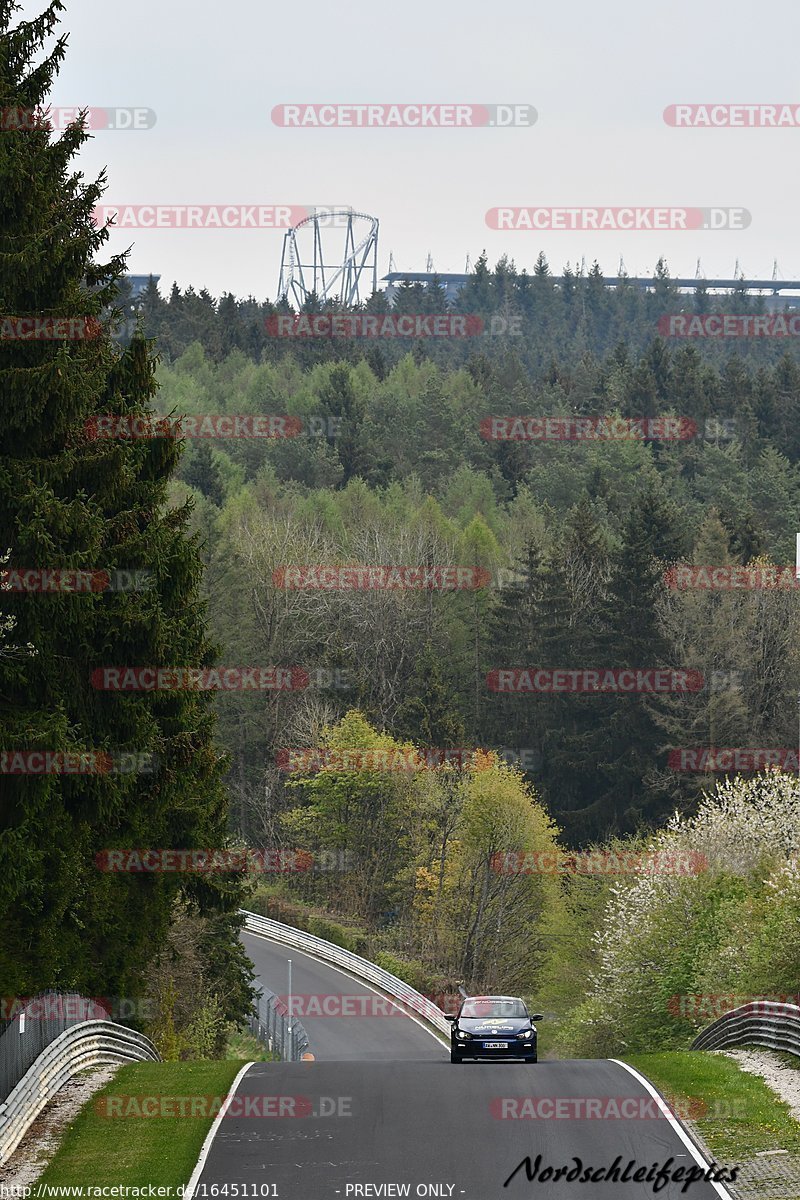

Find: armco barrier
<box><xmin>0</xmin><ymin>991</ymin><xmax>112</xmax><ymax>1102</ymax></box>
<box><xmin>0</xmin><ymin>1020</ymin><xmax>159</xmax><ymax>1164</ymax></box>
<box><xmin>691</xmin><ymin>1000</ymin><xmax>800</xmax><ymax>1057</ymax></box>
<box><xmin>240</xmin><ymin>910</ymin><xmax>451</xmax><ymax>1037</ymax></box>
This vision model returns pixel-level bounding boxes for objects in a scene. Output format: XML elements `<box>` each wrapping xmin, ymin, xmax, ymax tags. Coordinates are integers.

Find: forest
<box><xmin>130</xmin><ymin>270</ymin><xmax>800</xmax><ymax>1052</ymax></box>
<box><xmin>4</xmin><ymin>0</ymin><xmax>798</xmax><ymax>1077</ymax></box>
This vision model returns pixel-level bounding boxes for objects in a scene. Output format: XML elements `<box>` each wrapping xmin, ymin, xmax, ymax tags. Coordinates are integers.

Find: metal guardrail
<box><xmin>0</xmin><ymin>1019</ymin><xmax>159</xmax><ymax>1164</ymax></box>
<box><xmin>0</xmin><ymin>992</ymin><xmax>115</xmax><ymax>1102</ymax></box>
<box><xmin>691</xmin><ymin>1000</ymin><xmax>800</xmax><ymax>1056</ymax></box>
<box><xmin>0</xmin><ymin>915</ymin><xmax>451</xmax><ymax>1166</ymax></box>
<box><xmin>250</xmin><ymin>984</ymin><xmax>310</xmax><ymax>1060</ymax></box>
<box><xmin>240</xmin><ymin>910</ymin><xmax>450</xmax><ymax>1037</ymax></box>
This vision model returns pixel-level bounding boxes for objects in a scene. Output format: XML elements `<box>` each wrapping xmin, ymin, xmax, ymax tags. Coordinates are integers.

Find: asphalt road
<box><xmin>189</xmin><ymin>932</ymin><xmax>737</xmax><ymax>1198</ymax></box>
<box><xmin>241</xmin><ymin>930</ymin><xmax>447</xmax><ymax>1061</ymax></box>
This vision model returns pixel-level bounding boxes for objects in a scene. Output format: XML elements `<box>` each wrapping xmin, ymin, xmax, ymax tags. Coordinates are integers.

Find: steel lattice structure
<box><xmin>277</xmin><ymin>210</ymin><xmax>379</xmax><ymax>307</ymax></box>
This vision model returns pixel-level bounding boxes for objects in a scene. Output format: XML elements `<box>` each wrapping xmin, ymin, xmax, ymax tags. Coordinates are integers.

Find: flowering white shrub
<box><xmin>564</xmin><ymin>773</ymin><xmax>800</xmax><ymax>1055</ymax></box>
<box><xmin>657</xmin><ymin>773</ymin><xmax>800</xmax><ymax>875</ymax></box>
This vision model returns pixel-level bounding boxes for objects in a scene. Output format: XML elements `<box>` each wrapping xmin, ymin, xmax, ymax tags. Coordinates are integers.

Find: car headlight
<box><xmin>517</xmin><ymin>1029</ymin><xmax>534</xmax><ymax>1040</ymax></box>
<box><xmin>454</xmin><ymin>1027</ymin><xmax>470</xmax><ymax>1040</ymax></box>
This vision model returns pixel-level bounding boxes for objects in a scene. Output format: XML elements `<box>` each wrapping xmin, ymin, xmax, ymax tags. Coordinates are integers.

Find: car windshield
<box><xmin>460</xmin><ymin>999</ymin><xmax>527</xmax><ymax>1019</ymax></box>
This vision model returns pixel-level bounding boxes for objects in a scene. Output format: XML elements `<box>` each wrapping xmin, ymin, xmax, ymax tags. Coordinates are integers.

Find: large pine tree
<box><xmin>536</xmin><ymin>501</ymin><xmax>610</xmax><ymax>833</ymax></box>
<box><xmin>0</xmin><ymin>1</ymin><xmax>240</xmax><ymax>997</ymax></box>
<box><xmin>590</xmin><ymin>486</ymin><xmax>685</xmax><ymax>835</ymax></box>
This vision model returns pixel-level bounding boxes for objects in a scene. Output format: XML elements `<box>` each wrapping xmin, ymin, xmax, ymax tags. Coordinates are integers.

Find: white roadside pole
<box><xmin>287</xmin><ymin>957</ymin><xmax>293</xmax><ymax>1055</ymax></box>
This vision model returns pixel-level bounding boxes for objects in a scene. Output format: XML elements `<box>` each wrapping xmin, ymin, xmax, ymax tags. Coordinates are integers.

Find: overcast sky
<box><xmin>20</xmin><ymin>0</ymin><xmax>800</xmax><ymax>300</ymax></box>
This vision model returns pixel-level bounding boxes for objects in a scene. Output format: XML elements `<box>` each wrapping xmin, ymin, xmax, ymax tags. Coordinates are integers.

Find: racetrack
<box><xmin>241</xmin><ymin>930</ymin><xmax>446</xmax><ymax>1061</ymax></box>
<box><xmin>186</xmin><ymin>931</ymin><xmax>737</xmax><ymax>1199</ymax></box>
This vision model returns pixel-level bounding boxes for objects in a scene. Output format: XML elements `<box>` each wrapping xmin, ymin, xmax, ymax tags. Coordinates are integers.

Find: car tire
<box><xmin>450</xmin><ymin>1051</ymin><xmax>463</xmax><ymax>1063</ymax></box>
<box><xmin>525</xmin><ymin>1055</ymin><xmax>537</xmax><ymax>1063</ymax></box>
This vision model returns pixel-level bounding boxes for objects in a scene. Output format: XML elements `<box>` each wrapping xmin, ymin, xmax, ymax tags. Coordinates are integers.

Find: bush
<box><xmin>184</xmin><ymin>995</ymin><xmax>226</xmax><ymax>1059</ymax></box>
<box><xmin>248</xmin><ymin>892</ymin><xmax>312</xmax><ymax>929</ymax></box>
<box><xmin>248</xmin><ymin>890</ymin><xmax>370</xmax><ymax>954</ymax></box>
<box><xmin>143</xmin><ymin>902</ymin><xmax>255</xmax><ymax>1060</ymax></box>
<box><xmin>560</xmin><ymin>773</ymin><xmax>800</xmax><ymax>1057</ymax></box>
<box><xmin>307</xmin><ymin>915</ymin><xmax>368</xmax><ymax>955</ymax></box>
<box><xmin>374</xmin><ymin>950</ymin><xmax>450</xmax><ymax>997</ymax></box>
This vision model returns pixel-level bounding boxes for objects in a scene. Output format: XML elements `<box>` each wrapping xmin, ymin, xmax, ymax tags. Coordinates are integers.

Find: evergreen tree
<box><xmin>318</xmin><ymin>363</ymin><xmax>371</xmax><ymax>487</ymax></box>
<box><xmin>651</xmin><ymin>511</ymin><xmax>752</xmax><ymax>814</ymax></box>
<box><xmin>183</xmin><ymin>441</ymin><xmax>225</xmax><ymax>506</ymax></box>
<box><xmin>394</xmin><ymin>642</ymin><xmax>466</xmax><ymax>749</ymax></box>
<box><xmin>529</xmin><ymin>500</ymin><xmax>611</xmax><ymax>841</ymax></box>
<box><xmin>484</xmin><ymin>539</ymin><xmax>542</xmax><ymax>758</ymax></box>
<box><xmin>0</xmin><ymin>3</ymin><xmax>240</xmax><ymax>997</ymax></box>
<box><xmin>589</xmin><ymin>487</ymin><xmax>683</xmax><ymax>835</ymax></box>
<box><xmin>136</xmin><ymin>276</ymin><xmax>167</xmax><ymax>353</ymax></box>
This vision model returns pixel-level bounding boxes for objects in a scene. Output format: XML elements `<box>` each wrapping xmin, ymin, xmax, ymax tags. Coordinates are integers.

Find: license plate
<box><xmin>483</xmin><ymin>1041</ymin><xmax>508</xmax><ymax>1049</ymax></box>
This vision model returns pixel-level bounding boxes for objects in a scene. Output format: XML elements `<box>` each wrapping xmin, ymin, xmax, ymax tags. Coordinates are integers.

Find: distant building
<box><xmin>382</xmin><ymin>272</ymin><xmax>469</xmax><ymax>304</ymax></box>
<box><xmin>382</xmin><ymin>271</ymin><xmax>800</xmax><ymax>310</ymax></box>
<box><xmin>125</xmin><ymin>274</ymin><xmax>160</xmax><ymax>301</ymax></box>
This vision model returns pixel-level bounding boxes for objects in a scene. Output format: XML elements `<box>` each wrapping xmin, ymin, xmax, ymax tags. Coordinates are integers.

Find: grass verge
<box><xmin>226</xmin><ymin>1025</ymin><xmax>277</xmax><ymax>1061</ymax></box>
<box><xmin>36</xmin><ymin>1060</ymin><xmax>245</xmax><ymax>1188</ymax></box>
<box><xmin>626</xmin><ymin>1050</ymin><xmax>800</xmax><ymax>1161</ymax></box>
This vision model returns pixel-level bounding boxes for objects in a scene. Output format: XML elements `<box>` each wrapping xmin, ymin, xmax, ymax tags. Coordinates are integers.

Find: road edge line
<box><xmin>610</xmin><ymin>1058</ymin><xmax>739</xmax><ymax>1199</ymax></box>
<box><xmin>183</xmin><ymin>1060</ymin><xmax>255</xmax><ymax>1200</ymax></box>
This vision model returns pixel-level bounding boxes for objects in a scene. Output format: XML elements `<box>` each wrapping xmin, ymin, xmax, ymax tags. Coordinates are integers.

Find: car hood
<box><xmin>455</xmin><ymin>1019</ymin><xmax>534</xmax><ymax>1035</ymax></box>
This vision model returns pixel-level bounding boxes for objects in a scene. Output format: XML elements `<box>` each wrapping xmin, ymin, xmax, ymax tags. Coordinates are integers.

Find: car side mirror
<box><xmin>531</xmin><ymin>1014</ymin><xmax>544</xmax><ymax>1021</ymax></box>
<box><xmin>445</xmin><ymin>1015</ymin><xmax>455</xmax><ymax>1022</ymax></box>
